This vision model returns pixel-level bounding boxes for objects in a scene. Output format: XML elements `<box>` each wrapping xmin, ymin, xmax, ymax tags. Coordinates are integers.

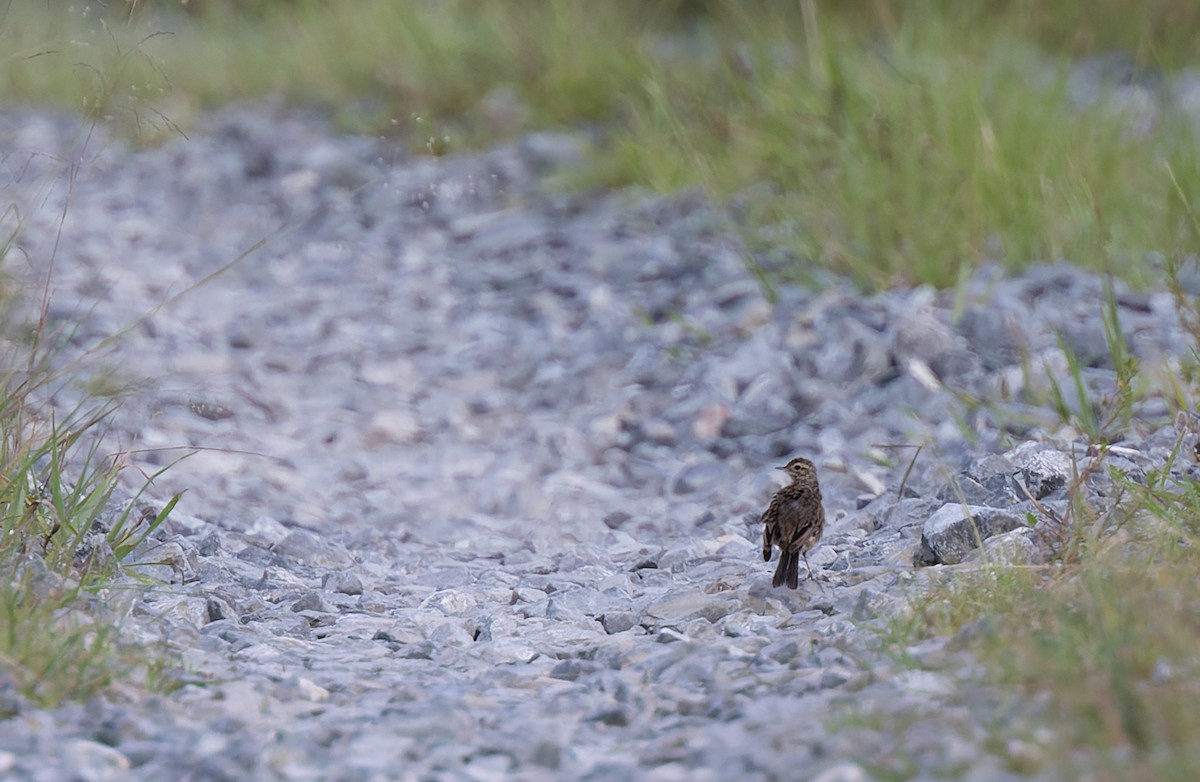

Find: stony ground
<box><xmin>0</xmin><ymin>102</ymin><xmax>1193</xmax><ymax>781</ymax></box>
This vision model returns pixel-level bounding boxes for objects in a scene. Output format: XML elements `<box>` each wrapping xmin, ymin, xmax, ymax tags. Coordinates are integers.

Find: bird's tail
<box><xmin>772</xmin><ymin>551</ymin><xmax>799</xmax><ymax>589</ymax></box>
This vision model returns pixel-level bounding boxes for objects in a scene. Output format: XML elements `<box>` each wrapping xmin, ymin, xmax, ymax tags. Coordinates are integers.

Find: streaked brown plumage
<box><xmin>760</xmin><ymin>456</ymin><xmax>825</xmax><ymax>589</ymax></box>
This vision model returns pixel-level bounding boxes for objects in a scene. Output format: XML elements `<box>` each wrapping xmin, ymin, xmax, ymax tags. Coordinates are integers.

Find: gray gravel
<box><xmin>0</xmin><ymin>99</ymin><xmax>1194</xmax><ymax>781</ymax></box>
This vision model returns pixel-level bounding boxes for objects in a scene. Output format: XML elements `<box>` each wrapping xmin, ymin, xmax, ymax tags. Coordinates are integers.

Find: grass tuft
<box><xmin>0</xmin><ymin>317</ymin><xmax>183</xmax><ymax>704</ymax></box>
<box><xmin>889</xmin><ymin>333</ymin><xmax>1200</xmax><ymax>778</ymax></box>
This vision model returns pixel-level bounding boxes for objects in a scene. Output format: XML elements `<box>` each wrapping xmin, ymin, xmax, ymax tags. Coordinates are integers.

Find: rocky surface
<box><xmin>0</xmin><ymin>102</ymin><xmax>1194</xmax><ymax>781</ymax></box>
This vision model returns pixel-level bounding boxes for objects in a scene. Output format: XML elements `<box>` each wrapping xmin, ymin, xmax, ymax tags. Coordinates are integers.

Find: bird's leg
<box><xmin>803</xmin><ymin>551</ymin><xmax>826</xmax><ymax>594</ymax></box>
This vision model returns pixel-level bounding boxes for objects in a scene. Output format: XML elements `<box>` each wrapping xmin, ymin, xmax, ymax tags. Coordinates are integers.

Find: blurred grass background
<box><xmin>4</xmin><ymin>0</ymin><xmax>1200</xmax><ymax>289</ymax></box>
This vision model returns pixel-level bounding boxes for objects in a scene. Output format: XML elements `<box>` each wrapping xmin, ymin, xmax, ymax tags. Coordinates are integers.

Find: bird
<box><xmin>760</xmin><ymin>456</ymin><xmax>825</xmax><ymax>589</ymax></box>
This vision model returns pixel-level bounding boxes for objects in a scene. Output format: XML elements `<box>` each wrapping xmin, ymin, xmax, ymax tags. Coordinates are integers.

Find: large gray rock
<box><xmin>915</xmin><ymin>504</ymin><xmax>1029</xmax><ymax>565</ymax></box>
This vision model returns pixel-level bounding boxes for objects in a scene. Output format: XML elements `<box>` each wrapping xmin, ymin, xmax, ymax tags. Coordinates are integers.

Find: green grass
<box><xmin>0</xmin><ymin>305</ymin><xmax>184</xmax><ymax>705</ymax></box>
<box><xmin>4</xmin><ymin>1</ymin><xmax>1200</xmax><ymax>288</ymax></box>
<box><xmin>892</xmin><ymin>480</ymin><xmax>1200</xmax><ymax>780</ymax></box>
<box><xmin>883</xmin><ymin>271</ymin><xmax>1200</xmax><ymax>779</ymax></box>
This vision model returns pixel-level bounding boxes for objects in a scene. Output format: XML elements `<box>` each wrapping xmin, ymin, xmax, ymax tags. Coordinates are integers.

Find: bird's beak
<box><xmin>776</xmin><ymin>465</ymin><xmax>788</xmax><ymax>471</ymax></box>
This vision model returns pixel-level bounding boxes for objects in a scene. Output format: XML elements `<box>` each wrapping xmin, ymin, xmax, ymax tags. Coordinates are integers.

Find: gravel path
<box><xmin>0</xmin><ymin>103</ymin><xmax>1193</xmax><ymax>781</ymax></box>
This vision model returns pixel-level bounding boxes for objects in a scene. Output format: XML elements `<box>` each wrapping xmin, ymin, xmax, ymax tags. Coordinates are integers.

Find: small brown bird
<box><xmin>760</xmin><ymin>456</ymin><xmax>825</xmax><ymax>589</ymax></box>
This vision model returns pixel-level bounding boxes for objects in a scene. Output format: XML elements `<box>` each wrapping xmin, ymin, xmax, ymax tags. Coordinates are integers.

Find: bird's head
<box><xmin>777</xmin><ymin>456</ymin><xmax>817</xmax><ymax>482</ymax></box>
